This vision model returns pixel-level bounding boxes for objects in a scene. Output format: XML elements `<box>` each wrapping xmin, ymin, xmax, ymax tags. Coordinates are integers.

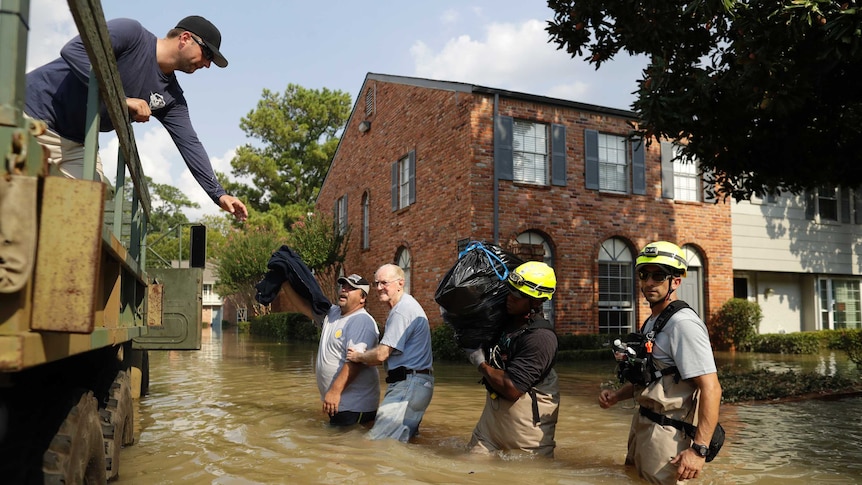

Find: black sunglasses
<box><xmin>191</xmin><ymin>35</ymin><xmax>214</xmax><ymax>61</ymax></box>
<box><xmin>637</xmin><ymin>270</ymin><xmax>673</xmax><ymax>282</ymax></box>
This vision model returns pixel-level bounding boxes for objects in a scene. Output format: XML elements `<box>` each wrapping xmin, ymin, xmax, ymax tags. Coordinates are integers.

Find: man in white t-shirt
<box><xmin>314</xmin><ymin>274</ymin><xmax>380</xmax><ymax>426</ymax></box>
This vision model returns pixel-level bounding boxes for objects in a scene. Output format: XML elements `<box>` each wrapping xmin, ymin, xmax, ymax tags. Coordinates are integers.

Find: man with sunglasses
<box><xmin>25</xmin><ymin>15</ymin><xmax>247</xmax><ymax>221</ymax></box>
<box><xmin>465</xmin><ymin>261</ymin><xmax>560</xmax><ymax>458</ymax></box>
<box><xmin>599</xmin><ymin>241</ymin><xmax>722</xmax><ymax>484</ymax></box>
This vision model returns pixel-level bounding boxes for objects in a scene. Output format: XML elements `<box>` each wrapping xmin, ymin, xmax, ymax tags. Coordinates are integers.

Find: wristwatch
<box><xmin>691</xmin><ymin>442</ymin><xmax>709</xmax><ymax>458</ymax></box>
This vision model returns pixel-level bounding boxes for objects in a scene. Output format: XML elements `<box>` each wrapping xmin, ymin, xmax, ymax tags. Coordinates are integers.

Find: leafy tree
<box><xmin>116</xmin><ymin>176</ymin><xmax>200</xmax><ymax>267</ymax></box>
<box><xmin>228</xmin><ymin>84</ymin><xmax>351</xmax><ymax>212</ymax></box>
<box><xmin>213</xmin><ymin>226</ymin><xmax>288</xmax><ymax>318</ymax></box>
<box><xmin>546</xmin><ymin>0</ymin><xmax>862</xmax><ymax>200</ymax></box>
<box><xmin>287</xmin><ymin>212</ymin><xmax>349</xmax><ymax>302</ymax></box>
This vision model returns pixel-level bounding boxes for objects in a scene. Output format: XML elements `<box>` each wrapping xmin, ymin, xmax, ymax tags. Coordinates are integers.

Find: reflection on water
<box><xmin>116</xmin><ymin>328</ymin><xmax>862</xmax><ymax>484</ymax></box>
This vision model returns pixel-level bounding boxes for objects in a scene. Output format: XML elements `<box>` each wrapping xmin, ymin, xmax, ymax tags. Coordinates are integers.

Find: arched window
<box><xmin>516</xmin><ymin>231</ymin><xmax>554</xmax><ymax>325</ymax></box>
<box><xmin>598</xmin><ymin>238</ymin><xmax>634</xmax><ymax>333</ymax></box>
<box><xmin>361</xmin><ymin>191</ymin><xmax>370</xmax><ymax>250</ymax></box>
<box><xmin>396</xmin><ymin>247</ymin><xmax>411</xmax><ymax>294</ymax></box>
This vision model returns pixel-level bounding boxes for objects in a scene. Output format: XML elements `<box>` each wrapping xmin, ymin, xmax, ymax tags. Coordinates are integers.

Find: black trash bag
<box><xmin>434</xmin><ymin>241</ymin><xmax>523</xmax><ymax>348</ymax></box>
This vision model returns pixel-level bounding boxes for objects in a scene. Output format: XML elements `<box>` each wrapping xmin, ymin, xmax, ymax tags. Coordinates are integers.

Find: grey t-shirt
<box><xmin>380</xmin><ymin>294</ymin><xmax>433</xmax><ymax>372</ymax></box>
<box><xmin>642</xmin><ymin>306</ymin><xmax>717</xmax><ymax>380</ymax></box>
<box><xmin>316</xmin><ymin>306</ymin><xmax>380</xmax><ymax>413</ymax></box>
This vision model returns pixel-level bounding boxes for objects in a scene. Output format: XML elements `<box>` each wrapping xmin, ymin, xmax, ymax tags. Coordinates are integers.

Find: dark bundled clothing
<box><xmin>255</xmin><ymin>245</ymin><xmax>330</xmax><ymax>317</ymax></box>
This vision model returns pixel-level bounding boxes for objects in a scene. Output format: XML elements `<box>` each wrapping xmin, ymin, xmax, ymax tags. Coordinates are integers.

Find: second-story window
<box><xmin>598</xmin><ymin>133</ymin><xmax>628</xmax><ymax>193</ymax></box>
<box><xmin>513</xmin><ymin>120</ymin><xmax>548</xmax><ymax>185</ymax></box>
<box><xmin>391</xmin><ymin>150</ymin><xmax>416</xmax><ymax>211</ymax></box>
<box><xmin>585</xmin><ymin>129</ymin><xmax>644</xmax><ymax>194</ymax></box>
<box><xmin>335</xmin><ymin>195</ymin><xmax>347</xmax><ymax>235</ymax></box>
<box><xmin>661</xmin><ymin>142</ymin><xmax>703</xmax><ymax>202</ymax></box>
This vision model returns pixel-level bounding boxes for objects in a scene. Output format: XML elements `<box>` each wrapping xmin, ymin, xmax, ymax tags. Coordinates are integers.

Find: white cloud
<box><xmin>25</xmin><ymin>0</ymin><xmax>75</xmax><ymax>71</ymax></box>
<box><xmin>180</xmin><ymin>147</ymin><xmax>239</xmax><ymax>222</ymax></box>
<box><xmin>411</xmin><ymin>18</ymin><xmax>644</xmax><ymax>109</ymax></box>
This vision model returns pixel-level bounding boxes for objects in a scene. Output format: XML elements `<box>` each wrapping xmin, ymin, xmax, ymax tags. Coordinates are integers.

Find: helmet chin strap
<box><xmin>649</xmin><ymin>283</ymin><xmax>676</xmax><ymax>308</ymax></box>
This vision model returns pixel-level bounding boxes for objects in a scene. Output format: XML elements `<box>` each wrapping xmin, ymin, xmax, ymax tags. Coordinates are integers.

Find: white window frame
<box><xmin>396</xmin><ymin>247</ymin><xmax>411</xmax><ymax>294</ymax></box>
<box><xmin>398</xmin><ymin>156</ymin><xmax>411</xmax><ymax>209</ymax></box>
<box><xmin>672</xmin><ymin>145</ymin><xmax>700</xmax><ymax>202</ymax></box>
<box><xmin>335</xmin><ymin>195</ymin><xmax>347</xmax><ymax>235</ymax></box>
<box><xmin>513</xmin><ymin>120</ymin><xmax>548</xmax><ymax>185</ymax></box>
<box><xmin>598</xmin><ymin>133</ymin><xmax>629</xmax><ymax>193</ymax></box>
<box><xmin>598</xmin><ymin>238</ymin><xmax>634</xmax><ymax>334</ymax></box>
<box><xmin>361</xmin><ymin>191</ymin><xmax>370</xmax><ymax>249</ymax></box>
<box><xmin>819</xmin><ymin>278</ymin><xmax>862</xmax><ymax>330</ymax></box>
<box><xmin>817</xmin><ymin>185</ymin><xmax>839</xmax><ymax>222</ymax></box>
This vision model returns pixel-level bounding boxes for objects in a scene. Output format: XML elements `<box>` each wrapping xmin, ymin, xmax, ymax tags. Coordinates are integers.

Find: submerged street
<box><xmin>115</xmin><ymin>327</ymin><xmax>862</xmax><ymax>484</ymax></box>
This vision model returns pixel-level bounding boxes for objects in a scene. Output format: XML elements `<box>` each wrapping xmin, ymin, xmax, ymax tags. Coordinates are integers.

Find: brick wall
<box><xmin>317</xmin><ymin>76</ymin><xmax>733</xmax><ymax>334</ymax></box>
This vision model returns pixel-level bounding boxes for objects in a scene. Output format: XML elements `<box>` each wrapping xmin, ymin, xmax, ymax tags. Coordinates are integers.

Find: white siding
<box><xmin>732</xmin><ymin>194</ymin><xmax>862</xmax><ymax>274</ymax></box>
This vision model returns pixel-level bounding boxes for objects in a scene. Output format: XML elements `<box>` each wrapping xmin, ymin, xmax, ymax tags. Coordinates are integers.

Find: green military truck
<box><xmin>0</xmin><ymin>0</ymin><xmax>204</xmax><ymax>481</ymax></box>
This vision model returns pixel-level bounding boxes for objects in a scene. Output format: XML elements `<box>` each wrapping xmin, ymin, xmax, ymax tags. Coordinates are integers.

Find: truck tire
<box><xmin>42</xmin><ymin>390</ymin><xmax>107</xmax><ymax>484</ymax></box>
<box><xmin>100</xmin><ymin>371</ymin><xmax>134</xmax><ymax>480</ymax></box>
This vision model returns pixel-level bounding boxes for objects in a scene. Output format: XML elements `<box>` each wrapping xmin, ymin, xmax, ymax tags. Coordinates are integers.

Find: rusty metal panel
<box><xmin>148</xmin><ymin>281</ymin><xmax>163</xmax><ymax>327</ymax></box>
<box><xmin>134</xmin><ymin>268</ymin><xmax>202</xmax><ymax>350</ymax></box>
<box><xmin>31</xmin><ymin>177</ymin><xmax>104</xmax><ymax>333</ymax></box>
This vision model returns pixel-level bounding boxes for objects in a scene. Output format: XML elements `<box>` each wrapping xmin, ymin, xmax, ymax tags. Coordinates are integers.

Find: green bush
<box><xmin>718</xmin><ymin>368</ymin><xmax>858</xmax><ymax>403</ymax></box>
<box><xmin>835</xmin><ymin>329</ymin><xmax>862</xmax><ymax>366</ymax></box>
<box><xmin>745</xmin><ymin>332</ymin><xmax>822</xmax><ymax>354</ymax></box>
<box><xmin>237</xmin><ymin>321</ymin><xmax>251</xmax><ymax>333</ymax></box>
<box><xmin>711</xmin><ymin>298</ymin><xmax>762</xmax><ymax>350</ymax></box>
<box><xmin>431</xmin><ymin>324</ymin><xmax>467</xmax><ymax>362</ymax></box>
<box><xmin>249</xmin><ymin>312</ymin><xmax>320</xmax><ymax>341</ymax></box>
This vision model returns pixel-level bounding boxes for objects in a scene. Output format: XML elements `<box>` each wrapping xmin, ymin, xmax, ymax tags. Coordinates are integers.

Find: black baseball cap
<box><xmin>175</xmin><ymin>15</ymin><xmax>228</xmax><ymax>68</ymax></box>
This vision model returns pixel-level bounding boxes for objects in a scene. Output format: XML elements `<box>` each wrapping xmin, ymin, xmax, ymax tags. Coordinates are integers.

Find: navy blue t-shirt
<box><xmin>25</xmin><ymin>18</ymin><xmax>226</xmax><ymax>203</ymax></box>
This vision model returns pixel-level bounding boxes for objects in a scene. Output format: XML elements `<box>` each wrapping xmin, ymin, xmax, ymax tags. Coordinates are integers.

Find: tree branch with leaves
<box><xmin>547</xmin><ymin>0</ymin><xmax>862</xmax><ymax>200</ymax></box>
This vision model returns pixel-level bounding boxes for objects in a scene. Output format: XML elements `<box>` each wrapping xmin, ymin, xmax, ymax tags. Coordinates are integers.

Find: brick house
<box><xmin>315</xmin><ymin>73</ymin><xmax>733</xmax><ymax>334</ymax></box>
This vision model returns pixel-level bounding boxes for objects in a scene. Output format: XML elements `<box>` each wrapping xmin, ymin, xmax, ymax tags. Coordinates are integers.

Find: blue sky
<box><xmin>26</xmin><ymin>0</ymin><xmax>646</xmax><ymax>220</ymax></box>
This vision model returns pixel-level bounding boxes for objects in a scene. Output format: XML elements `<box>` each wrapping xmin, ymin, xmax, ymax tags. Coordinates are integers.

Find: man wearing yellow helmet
<box><xmin>465</xmin><ymin>261</ymin><xmax>560</xmax><ymax>457</ymax></box>
<box><xmin>599</xmin><ymin>241</ymin><xmax>722</xmax><ymax>483</ymax></box>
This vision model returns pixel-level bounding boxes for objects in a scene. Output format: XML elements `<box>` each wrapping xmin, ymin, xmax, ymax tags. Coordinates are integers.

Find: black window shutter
<box><xmin>390</xmin><ymin>161</ymin><xmax>398</xmax><ymax>211</ymax></box>
<box><xmin>495</xmin><ymin>115</ymin><xmax>514</xmax><ymax>181</ymax></box>
<box><xmin>841</xmin><ymin>188</ymin><xmax>851</xmax><ymax>223</ymax></box>
<box><xmin>584</xmin><ymin>129</ymin><xmax>599</xmax><ymax>190</ymax></box>
<box><xmin>660</xmin><ymin>141</ymin><xmax>675</xmax><ymax>199</ymax></box>
<box><xmin>551</xmin><ymin>123</ymin><xmax>567</xmax><ymax>186</ymax></box>
<box><xmin>408</xmin><ymin>150</ymin><xmax>416</xmax><ymax>205</ymax></box>
<box><xmin>855</xmin><ymin>188</ymin><xmax>862</xmax><ymax>224</ymax></box>
<box><xmin>342</xmin><ymin>194</ymin><xmax>348</xmax><ymax>232</ymax></box>
<box><xmin>632</xmin><ymin>138</ymin><xmax>646</xmax><ymax>195</ymax></box>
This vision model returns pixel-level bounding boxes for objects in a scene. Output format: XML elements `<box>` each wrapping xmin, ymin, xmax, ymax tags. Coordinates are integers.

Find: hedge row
<box><xmin>245</xmin><ymin>312</ymin><xmax>862</xmax><ymax>366</ymax></box>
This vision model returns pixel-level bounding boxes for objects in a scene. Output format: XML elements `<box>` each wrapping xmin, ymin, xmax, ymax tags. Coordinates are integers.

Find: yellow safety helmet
<box><xmin>636</xmin><ymin>241</ymin><xmax>687</xmax><ymax>277</ymax></box>
<box><xmin>508</xmin><ymin>261</ymin><xmax>556</xmax><ymax>300</ymax></box>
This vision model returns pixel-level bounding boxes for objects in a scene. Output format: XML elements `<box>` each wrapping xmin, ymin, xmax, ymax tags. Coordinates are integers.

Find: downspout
<box><xmin>493</xmin><ymin>93</ymin><xmax>499</xmax><ymax>244</ymax></box>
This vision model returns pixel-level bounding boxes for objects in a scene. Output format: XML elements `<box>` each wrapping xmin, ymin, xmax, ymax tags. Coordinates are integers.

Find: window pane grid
<box><xmin>399</xmin><ymin>156</ymin><xmax>410</xmax><ymax>209</ymax></box>
<box><xmin>598</xmin><ymin>133</ymin><xmax>628</xmax><ymax>192</ymax></box>
<box><xmin>513</xmin><ymin>120</ymin><xmax>548</xmax><ymax>185</ymax></box>
<box><xmin>599</xmin><ymin>262</ymin><xmax>633</xmax><ymax>333</ymax></box>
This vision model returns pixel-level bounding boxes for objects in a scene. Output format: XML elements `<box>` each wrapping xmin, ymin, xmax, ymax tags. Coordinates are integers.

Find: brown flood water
<box><xmin>115</xmin><ymin>327</ymin><xmax>862</xmax><ymax>484</ymax></box>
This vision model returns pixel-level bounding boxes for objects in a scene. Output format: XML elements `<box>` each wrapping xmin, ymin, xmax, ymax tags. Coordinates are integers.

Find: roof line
<box><xmin>365</xmin><ymin>72</ymin><xmax>638</xmax><ymax>119</ymax></box>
